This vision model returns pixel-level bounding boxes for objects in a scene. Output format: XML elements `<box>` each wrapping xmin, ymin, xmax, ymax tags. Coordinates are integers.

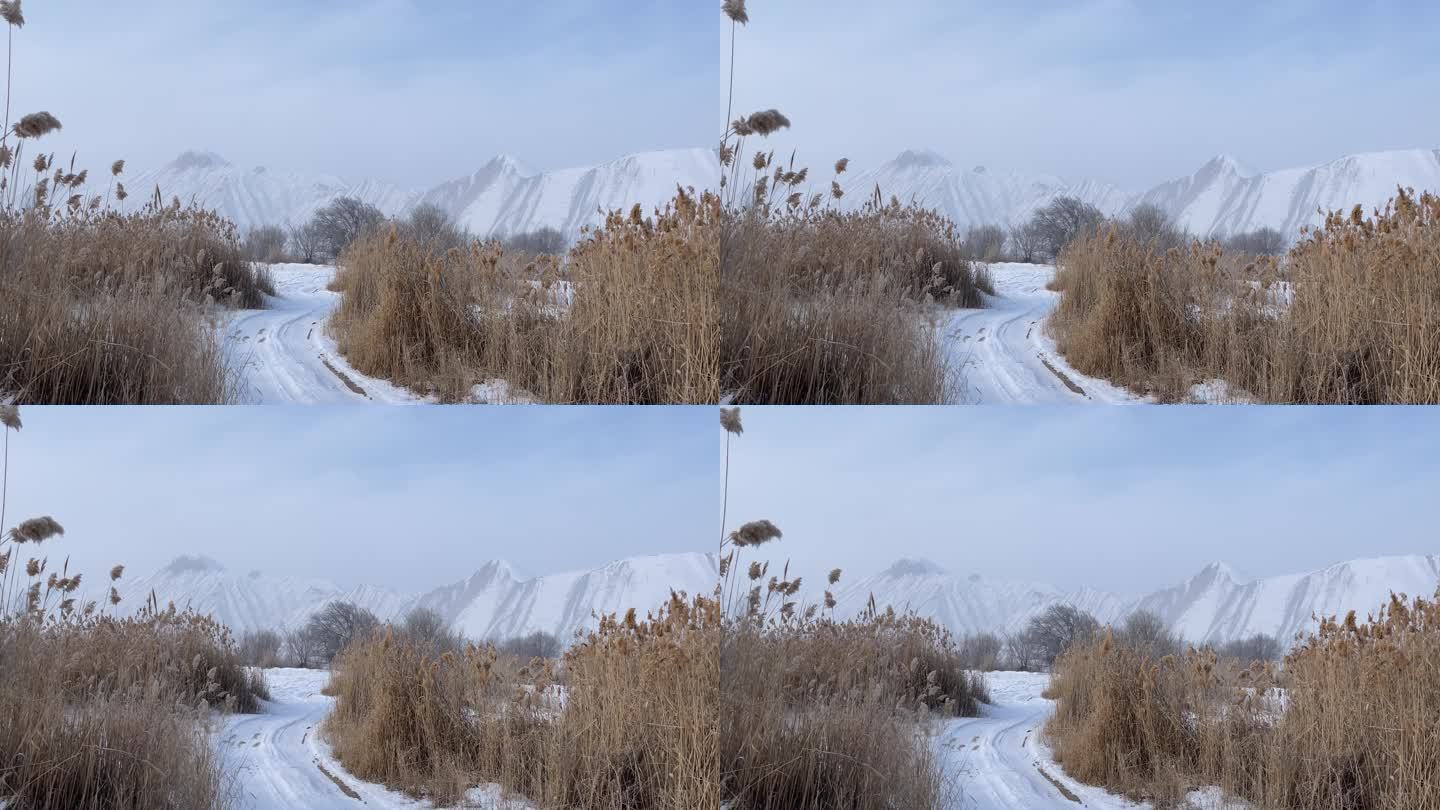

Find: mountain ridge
<box><xmin>822</xmin><ymin>553</ymin><xmax>1440</xmax><ymax>647</ymax></box>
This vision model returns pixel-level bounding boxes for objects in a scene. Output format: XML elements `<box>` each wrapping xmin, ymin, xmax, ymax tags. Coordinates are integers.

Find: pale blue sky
<box><xmin>725</xmin><ymin>407</ymin><xmax>1440</xmax><ymax>597</ymax></box>
<box><xmin>12</xmin><ymin>0</ymin><xmax>713</xmax><ymax>184</ymax></box>
<box><xmin>723</xmin><ymin>0</ymin><xmax>1440</xmax><ymax>187</ymax></box>
<box><xmin>2</xmin><ymin>407</ymin><xmax>714</xmax><ymax>591</ymax></box>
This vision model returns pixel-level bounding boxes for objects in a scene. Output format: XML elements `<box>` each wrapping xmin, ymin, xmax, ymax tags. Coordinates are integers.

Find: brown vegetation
<box><xmin>717</xmin><ymin>2</ymin><xmax>991</xmax><ymax>405</ymax></box>
<box><xmin>1050</xmin><ymin>190</ymin><xmax>1440</xmax><ymax>403</ymax></box>
<box><xmin>718</xmin><ymin>407</ymin><xmax>988</xmax><ymax>809</ymax></box>
<box><xmin>1046</xmin><ymin>589</ymin><xmax>1440</xmax><ymax>808</ymax></box>
<box><xmin>0</xmin><ymin>6</ymin><xmax>271</xmax><ymax>404</ymax></box>
<box><xmin>324</xmin><ymin>591</ymin><xmax>718</xmax><ymax>808</ymax></box>
<box><xmin>328</xmin><ymin>189</ymin><xmax>718</xmax><ymax>403</ymax></box>
<box><xmin>0</xmin><ymin>407</ymin><xmax>265</xmax><ymax>809</ymax></box>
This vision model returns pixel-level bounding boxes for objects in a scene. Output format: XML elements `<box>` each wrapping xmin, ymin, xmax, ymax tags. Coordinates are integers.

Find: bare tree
<box><xmin>404</xmin><ymin>203</ymin><xmax>467</xmax><ymax>253</ymax></box>
<box><xmin>283</xmin><ymin>626</ymin><xmax>326</xmax><ymax>669</ymax></box>
<box><xmin>1029</xmin><ymin>196</ymin><xmax>1105</xmax><ymax>260</ymax></box>
<box><xmin>957</xmin><ymin>632</ymin><xmax>1003</xmax><ymax>671</ymax></box>
<box><xmin>288</xmin><ymin>222</ymin><xmax>323</xmax><ymax>264</ymax></box>
<box><xmin>1023</xmin><ymin>604</ymin><xmax>1100</xmax><ymax>669</ymax></box>
<box><xmin>1002</xmin><ymin>629</ymin><xmax>1044</xmax><ymax>672</ymax></box>
<box><xmin>243</xmin><ymin>225</ymin><xmax>289</xmax><ymax>263</ymax></box>
<box><xmin>1007</xmin><ymin>221</ymin><xmax>1045</xmax><ymax>263</ymax></box>
<box><xmin>304</xmin><ymin>601</ymin><xmax>380</xmax><ymax>662</ymax></box>
<box><xmin>1124</xmin><ymin>204</ymin><xmax>1188</xmax><ymax>253</ymax></box>
<box><xmin>398</xmin><ymin>606</ymin><xmax>463</xmax><ymax>654</ymax></box>
<box><xmin>503</xmin><ymin>227</ymin><xmax>568</xmax><ymax>256</ymax></box>
<box><xmin>308</xmin><ymin>197</ymin><xmax>386</xmax><ymax>261</ymax></box>
<box><xmin>239</xmin><ymin>629</ymin><xmax>282</xmax><ymax>667</ymax></box>
<box><xmin>498</xmin><ymin>630</ymin><xmax>563</xmax><ymax>660</ymax></box>
<box><xmin>963</xmin><ymin>224</ymin><xmax>1007</xmax><ymax>262</ymax></box>
<box><xmin>1117</xmin><ymin>610</ymin><xmax>1180</xmax><ymax>656</ymax></box>
<box><xmin>1224</xmin><ymin>227</ymin><xmax>1287</xmax><ymax>256</ymax></box>
<box><xmin>1216</xmin><ymin>633</ymin><xmax>1282</xmax><ymax>664</ymax></box>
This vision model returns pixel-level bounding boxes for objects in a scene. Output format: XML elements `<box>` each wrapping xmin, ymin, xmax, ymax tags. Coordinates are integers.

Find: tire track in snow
<box><xmin>941</xmin><ymin>263</ymin><xmax>1140</xmax><ymax>405</ymax></box>
<box><xmin>221</xmin><ymin>264</ymin><xmax>424</xmax><ymax>404</ymax></box>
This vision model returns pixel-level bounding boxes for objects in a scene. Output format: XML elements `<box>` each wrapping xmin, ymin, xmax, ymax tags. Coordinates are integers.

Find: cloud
<box><xmin>3</xmin><ymin>406</ymin><xmax>715</xmax><ymax>592</ymax></box>
<box><xmin>722</xmin><ymin>0</ymin><xmax>1440</xmax><ymax>188</ymax></box>
<box><xmin>9</xmin><ymin>0</ymin><xmax>714</xmax><ymax>185</ymax></box>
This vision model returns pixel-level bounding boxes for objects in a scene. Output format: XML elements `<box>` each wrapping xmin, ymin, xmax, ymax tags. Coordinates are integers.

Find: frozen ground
<box><xmin>938</xmin><ymin>671</ymin><xmax>1244</xmax><ymax>810</ymax></box>
<box><xmin>940</xmin><ymin>263</ymin><xmax>1142</xmax><ymax>404</ymax></box>
<box><xmin>221</xmin><ymin>264</ymin><xmax>523</xmax><ymax>404</ymax></box>
<box><xmin>217</xmin><ymin>667</ymin><xmax>535</xmax><ymax>810</ymax></box>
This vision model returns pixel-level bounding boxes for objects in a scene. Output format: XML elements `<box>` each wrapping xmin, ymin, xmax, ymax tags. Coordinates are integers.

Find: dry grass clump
<box><xmin>325</xmin><ymin>591</ymin><xmax>718</xmax><ymax>808</ymax></box>
<box><xmin>1</xmin><ymin>200</ymin><xmax>272</xmax><ymax>403</ymax></box>
<box><xmin>329</xmin><ymin>188</ymin><xmax>717</xmax><ymax>403</ymax></box>
<box><xmin>720</xmin><ymin>573</ymin><xmax>988</xmax><ymax>809</ymax></box>
<box><xmin>1</xmin><ymin>5</ymin><xmax>271</xmax><ymax>404</ymax></box>
<box><xmin>718</xmin><ymin>408</ymin><xmax>987</xmax><ymax>809</ymax></box>
<box><xmin>718</xmin><ymin>2</ymin><xmax>989</xmax><ymax>404</ymax></box>
<box><xmin>721</xmin><ymin>199</ymin><xmax>993</xmax><ymax>404</ymax></box>
<box><xmin>0</xmin><ymin>407</ymin><xmax>262</xmax><ymax>808</ymax></box>
<box><xmin>1050</xmin><ymin>189</ymin><xmax>1440</xmax><ymax>403</ymax></box>
<box><xmin>1047</xmin><ymin>589</ymin><xmax>1440</xmax><ymax>809</ymax></box>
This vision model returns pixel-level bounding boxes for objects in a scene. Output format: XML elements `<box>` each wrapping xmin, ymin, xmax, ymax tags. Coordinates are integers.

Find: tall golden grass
<box><xmin>718</xmin><ymin>3</ymin><xmax>991</xmax><ymax>405</ymax></box>
<box><xmin>324</xmin><ymin>591</ymin><xmax>719</xmax><ymax>808</ymax></box>
<box><xmin>0</xmin><ymin>6</ymin><xmax>271</xmax><ymax>404</ymax></box>
<box><xmin>329</xmin><ymin>189</ymin><xmax>718</xmax><ymax>404</ymax></box>
<box><xmin>718</xmin><ymin>407</ymin><xmax>988</xmax><ymax>809</ymax></box>
<box><xmin>1046</xmin><ymin>589</ymin><xmax>1440</xmax><ymax>808</ymax></box>
<box><xmin>0</xmin><ymin>406</ymin><xmax>266</xmax><ymax>809</ymax></box>
<box><xmin>1050</xmin><ymin>189</ymin><xmax>1440</xmax><ymax>403</ymax></box>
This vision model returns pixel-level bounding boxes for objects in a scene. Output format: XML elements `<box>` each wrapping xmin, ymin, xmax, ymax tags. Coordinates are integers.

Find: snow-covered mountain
<box><xmin>829</xmin><ymin>558</ymin><xmax>1126</xmax><ymax>637</ymax></box>
<box><xmin>843</xmin><ymin>554</ymin><xmax>1440</xmax><ymax>648</ymax></box>
<box><xmin>850</xmin><ymin>147</ymin><xmax>1440</xmax><ymax>240</ymax></box>
<box><xmin>118</xmin><ymin>551</ymin><xmax>717</xmax><ymax>643</ymax></box>
<box><xmin>414</xmin><ymin>148</ymin><xmax>718</xmax><ymax>239</ymax></box>
<box><xmin>125</xmin><ymin>152</ymin><xmax>418</xmax><ymax>232</ymax></box>
<box><xmin>412</xmin><ymin>551</ymin><xmax>718</xmax><ymax>642</ymax></box>
<box><xmin>1131</xmin><ymin>555</ymin><xmax>1440</xmax><ymax>645</ymax></box>
<box><xmin>845</xmin><ymin>150</ymin><xmax>1131</xmax><ymax>229</ymax></box>
<box><xmin>125</xmin><ymin>148</ymin><xmax>717</xmax><ymax>239</ymax></box>
<box><xmin>1134</xmin><ymin>148</ymin><xmax>1440</xmax><ymax>238</ymax></box>
<box><xmin>121</xmin><ymin>555</ymin><xmax>409</xmax><ymax>637</ymax></box>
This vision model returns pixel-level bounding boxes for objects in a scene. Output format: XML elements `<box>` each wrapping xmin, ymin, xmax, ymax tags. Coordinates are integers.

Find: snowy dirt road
<box><xmin>939</xmin><ymin>672</ymin><xmax>1241</xmax><ymax>810</ymax></box>
<box><xmin>218</xmin><ymin>668</ymin><xmax>531</xmax><ymax>810</ymax></box>
<box><xmin>222</xmin><ymin>264</ymin><xmax>425</xmax><ymax>404</ymax></box>
<box><xmin>941</xmin><ymin>263</ymin><xmax>1141</xmax><ymax>405</ymax></box>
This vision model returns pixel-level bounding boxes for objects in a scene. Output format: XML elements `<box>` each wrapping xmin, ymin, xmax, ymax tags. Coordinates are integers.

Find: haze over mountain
<box><xmin>118</xmin><ymin>551</ymin><xmax>718</xmax><ymax>643</ymax></box>
<box><xmin>845</xmin><ymin>146</ymin><xmax>1440</xmax><ymax>240</ymax></box>
<box><xmin>123</xmin><ymin>148</ymin><xmax>718</xmax><ymax>238</ymax></box>
<box><xmin>823</xmin><ymin>554</ymin><xmax>1440</xmax><ymax>647</ymax></box>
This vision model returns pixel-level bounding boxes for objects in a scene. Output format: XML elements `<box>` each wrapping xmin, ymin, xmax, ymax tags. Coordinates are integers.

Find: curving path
<box><xmin>941</xmin><ymin>263</ymin><xmax>1141</xmax><ymax>405</ymax></box>
<box><xmin>218</xmin><ymin>668</ymin><xmax>529</xmax><ymax>809</ymax></box>
<box><xmin>220</xmin><ymin>264</ymin><xmax>425</xmax><ymax>404</ymax></box>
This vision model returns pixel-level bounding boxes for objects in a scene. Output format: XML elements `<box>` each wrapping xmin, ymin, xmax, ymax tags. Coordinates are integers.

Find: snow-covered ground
<box><xmin>221</xmin><ymin>264</ymin><xmax>522</xmax><ymax>404</ymax></box>
<box><xmin>217</xmin><ymin>667</ymin><xmax>535</xmax><ymax>810</ymax></box>
<box><xmin>938</xmin><ymin>672</ymin><xmax>1245</xmax><ymax>809</ymax></box>
<box><xmin>940</xmin><ymin>263</ymin><xmax>1142</xmax><ymax>404</ymax></box>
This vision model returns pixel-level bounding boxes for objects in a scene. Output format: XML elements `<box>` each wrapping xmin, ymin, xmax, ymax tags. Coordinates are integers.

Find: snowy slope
<box><xmin>1136</xmin><ymin>148</ymin><xmax>1440</xmax><ymax>238</ymax></box>
<box><xmin>124</xmin><ymin>148</ymin><xmax>717</xmax><ymax>240</ymax></box>
<box><xmin>416</xmin><ymin>148</ymin><xmax>718</xmax><ymax>239</ymax></box>
<box><xmin>1131</xmin><ymin>555</ymin><xmax>1440</xmax><ymax>645</ymax></box>
<box><xmin>413</xmin><ymin>552</ymin><xmax>718</xmax><ymax>642</ymax></box>
<box><xmin>122</xmin><ymin>556</ymin><xmax>409</xmax><ymax>637</ymax></box>
<box><xmin>120</xmin><ymin>552</ymin><xmax>716</xmax><ymax>642</ymax></box>
<box><xmin>844</xmin><ymin>149</ymin><xmax>1132</xmax><ymax>228</ymax></box>
<box><xmin>125</xmin><ymin>152</ymin><xmax>417</xmax><ymax>231</ymax></box>
<box><xmin>831</xmin><ymin>558</ymin><xmax>1126</xmax><ymax>637</ymax></box>
<box><xmin>847</xmin><ymin>146</ymin><xmax>1440</xmax><ymax>241</ymax></box>
<box><xmin>845</xmin><ymin>554</ymin><xmax>1440</xmax><ymax>647</ymax></box>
